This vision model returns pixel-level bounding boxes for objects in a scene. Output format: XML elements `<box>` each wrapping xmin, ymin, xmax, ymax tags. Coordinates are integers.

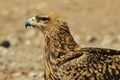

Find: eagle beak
<box><xmin>25</xmin><ymin>17</ymin><xmax>35</xmax><ymax>29</ymax></box>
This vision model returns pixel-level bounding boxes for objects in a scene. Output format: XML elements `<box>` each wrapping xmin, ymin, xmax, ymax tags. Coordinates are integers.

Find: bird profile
<box><xmin>25</xmin><ymin>12</ymin><xmax>120</xmax><ymax>80</ymax></box>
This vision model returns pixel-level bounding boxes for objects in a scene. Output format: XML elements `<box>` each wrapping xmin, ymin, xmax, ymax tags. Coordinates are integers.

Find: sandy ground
<box><xmin>0</xmin><ymin>0</ymin><xmax>120</xmax><ymax>80</ymax></box>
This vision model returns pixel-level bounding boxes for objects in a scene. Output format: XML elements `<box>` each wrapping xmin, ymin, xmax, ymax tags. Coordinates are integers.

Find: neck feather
<box><xmin>44</xmin><ymin>27</ymin><xmax>80</xmax><ymax>64</ymax></box>
<box><xmin>43</xmin><ymin>27</ymin><xmax>81</xmax><ymax>79</ymax></box>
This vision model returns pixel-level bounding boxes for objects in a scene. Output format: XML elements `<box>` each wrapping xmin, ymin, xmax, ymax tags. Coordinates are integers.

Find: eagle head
<box><xmin>25</xmin><ymin>12</ymin><xmax>68</xmax><ymax>34</ymax></box>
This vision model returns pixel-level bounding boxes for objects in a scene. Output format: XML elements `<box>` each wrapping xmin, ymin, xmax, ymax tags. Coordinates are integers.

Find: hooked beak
<box><xmin>25</xmin><ymin>17</ymin><xmax>36</xmax><ymax>29</ymax></box>
<box><xmin>25</xmin><ymin>17</ymin><xmax>47</xmax><ymax>30</ymax></box>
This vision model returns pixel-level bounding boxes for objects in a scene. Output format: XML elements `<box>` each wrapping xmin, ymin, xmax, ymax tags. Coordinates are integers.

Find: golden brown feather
<box><xmin>25</xmin><ymin>12</ymin><xmax>120</xmax><ymax>80</ymax></box>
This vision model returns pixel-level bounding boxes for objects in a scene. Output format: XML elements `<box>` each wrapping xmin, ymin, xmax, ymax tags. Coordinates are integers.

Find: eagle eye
<box><xmin>40</xmin><ymin>17</ymin><xmax>50</xmax><ymax>21</ymax></box>
<box><xmin>36</xmin><ymin>15</ymin><xmax>50</xmax><ymax>22</ymax></box>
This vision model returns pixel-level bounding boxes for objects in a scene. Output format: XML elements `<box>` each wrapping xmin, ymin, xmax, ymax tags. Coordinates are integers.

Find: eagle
<box><xmin>25</xmin><ymin>12</ymin><xmax>120</xmax><ymax>80</ymax></box>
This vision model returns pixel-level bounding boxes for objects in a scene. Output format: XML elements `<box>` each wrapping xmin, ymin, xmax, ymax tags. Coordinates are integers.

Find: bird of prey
<box><xmin>25</xmin><ymin>12</ymin><xmax>120</xmax><ymax>80</ymax></box>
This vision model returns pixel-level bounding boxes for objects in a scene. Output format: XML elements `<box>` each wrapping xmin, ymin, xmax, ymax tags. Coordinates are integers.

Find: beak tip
<box><xmin>25</xmin><ymin>20</ymin><xmax>32</xmax><ymax>29</ymax></box>
<box><xmin>25</xmin><ymin>22</ymin><xmax>29</xmax><ymax>29</ymax></box>
<box><xmin>25</xmin><ymin>25</ymin><xmax>27</xmax><ymax>29</ymax></box>
<box><xmin>25</xmin><ymin>17</ymin><xmax>35</xmax><ymax>29</ymax></box>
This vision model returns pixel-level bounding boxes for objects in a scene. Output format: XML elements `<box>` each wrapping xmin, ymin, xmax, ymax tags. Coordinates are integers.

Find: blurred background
<box><xmin>0</xmin><ymin>0</ymin><xmax>120</xmax><ymax>80</ymax></box>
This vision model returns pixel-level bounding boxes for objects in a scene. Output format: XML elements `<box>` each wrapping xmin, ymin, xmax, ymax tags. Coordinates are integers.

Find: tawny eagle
<box><xmin>25</xmin><ymin>12</ymin><xmax>120</xmax><ymax>80</ymax></box>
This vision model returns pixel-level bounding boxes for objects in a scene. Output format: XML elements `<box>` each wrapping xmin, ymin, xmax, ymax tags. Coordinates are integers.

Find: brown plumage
<box><xmin>25</xmin><ymin>12</ymin><xmax>120</xmax><ymax>80</ymax></box>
